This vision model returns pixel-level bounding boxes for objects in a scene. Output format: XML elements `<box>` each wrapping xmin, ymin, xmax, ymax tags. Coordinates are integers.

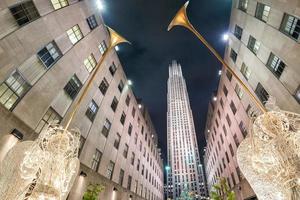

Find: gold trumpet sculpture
<box><xmin>167</xmin><ymin>1</ymin><xmax>266</xmax><ymax>113</ymax></box>
<box><xmin>64</xmin><ymin>26</ymin><xmax>130</xmax><ymax>131</ymax></box>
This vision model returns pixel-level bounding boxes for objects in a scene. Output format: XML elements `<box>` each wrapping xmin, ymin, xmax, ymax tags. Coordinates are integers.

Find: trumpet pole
<box><xmin>168</xmin><ymin>2</ymin><xmax>267</xmax><ymax>113</ymax></box>
<box><xmin>64</xmin><ymin>26</ymin><xmax>130</xmax><ymax>132</ymax></box>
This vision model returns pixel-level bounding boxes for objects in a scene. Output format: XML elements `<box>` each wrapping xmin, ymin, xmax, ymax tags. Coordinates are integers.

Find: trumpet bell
<box><xmin>168</xmin><ymin>1</ymin><xmax>193</xmax><ymax>31</ymax></box>
<box><xmin>107</xmin><ymin>26</ymin><xmax>131</xmax><ymax>49</ymax></box>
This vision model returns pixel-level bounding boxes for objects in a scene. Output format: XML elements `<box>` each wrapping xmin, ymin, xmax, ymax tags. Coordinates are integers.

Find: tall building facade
<box><xmin>204</xmin><ymin>0</ymin><xmax>300</xmax><ymax>199</ymax></box>
<box><xmin>0</xmin><ymin>0</ymin><xmax>164</xmax><ymax>199</ymax></box>
<box><xmin>167</xmin><ymin>61</ymin><xmax>207</xmax><ymax>199</ymax></box>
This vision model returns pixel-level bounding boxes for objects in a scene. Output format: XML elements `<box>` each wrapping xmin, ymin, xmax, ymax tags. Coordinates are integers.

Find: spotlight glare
<box><xmin>127</xmin><ymin>80</ymin><xmax>132</xmax><ymax>86</ymax></box>
<box><xmin>218</xmin><ymin>70</ymin><xmax>222</xmax><ymax>76</ymax></box>
<box><xmin>115</xmin><ymin>46</ymin><xmax>119</xmax><ymax>51</ymax></box>
<box><xmin>213</xmin><ymin>96</ymin><xmax>217</xmax><ymax>101</ymax></box>
<box><xmin>223</xmin><ymin>33</ymin><xmax>229</xmax><ymax>41</ymax></box>
<box><xmin>96</xmin><ymin>0</ymin><xmax>104</xmax><ymax>11</ymax></box>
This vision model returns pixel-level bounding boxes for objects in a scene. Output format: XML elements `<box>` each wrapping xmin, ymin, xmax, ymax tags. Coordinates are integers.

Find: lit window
<box><xmin>247</xmin><ymin>36</ymin><xmax>260</xmax><ymax>55</ymax></box>
<box><xmin>255</xmin><ymin>3</ymin><xmax>270</xmax><ymax>22</ymax></box>
<box><xmin>85</xmin><ymin>100</ymin><xmax>98</xmax><ymax>122</ymax></box>
<box><xmin>102</xmin><ymin>118</ymin><xmax>111</xmax><ymax>137</ymax></box>
<box><xmin>64</xmin><ymin>74</ymin><xmax>82</xmax><ymax>99</ymax></box>
<box><xmin>240</xmin><ymin>63</ymin><xmax>251</xmax><ymax>80</ymax></box>
<box><xmin>51</xmin><ymin>0</ymin><xmax>68</xmax><ymax>10</ymax></box>
<box><xmin>9</xmin><ymin>1</ymin><xmax>40</xmax><ymax>26</ymax></box>
<box><xmin>83</xmin><ymin>54</ymin><xmax>97</xmax><ymax>72</ymax></box>
<box><xmin>0</xmin><ymin>71</ymin><xmax>30</xmax><ymax>110</ymax></box>
<box><xmin>91</xmin><ymin>149</ymin><xmax>102</xmax><ymax>171</ymax></box>
<box><xmin>266</xmin><ymin>53</ymin><xmax>286</xmax><ymax>78</ymax></box>
<box><xmin>37</xmin><ymin>41</ymin><xmax>62</xmax><ymax>69</ymax></box>
<box><xmin>234</xmin><ymin>84</ymin><xmax>243</xmax><ymax>99</ymax></box>
<box><xmin>35</xmin><ymin>107</ymin><xmax>62</xmax><ymax>133</ymax></box>
<box><xmin>238</xmin><ymin>0</ymin><xmax>248</xmax><ymax>12</ymax></box>
<box><xmin>98</xmin><ymin>41</ymin><xmax>107</xmax><ymax>55</ymax></box>
<box><xmin>255</xmin><ymin>83</ymin><xmax>269</xmax><ymax>104</ymax></box>
<box><xmin>67</xmin><ymin>25</ymin><xmax>83</xmax><ymax>44</ymax></box>
<box><xmin>106</xmin><ymin>161</ymin><xmax>115</xmax><ymax>180</ymax></box>
<box><xmin>86</xmin><ymin>14</ymin><xmax>98</xmax><ymax>30</ymax></box>
<box><xmin>280</xmin><ymin>13</ymin><xmax>300</xmax><ymax>41</ymax></box>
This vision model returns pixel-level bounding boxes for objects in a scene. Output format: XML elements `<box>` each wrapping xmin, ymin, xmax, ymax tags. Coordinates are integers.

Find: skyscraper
<box><xmin>167</xmin><ymin>61</ymin><xmax>207</xmax><ymax>199</ymax></box>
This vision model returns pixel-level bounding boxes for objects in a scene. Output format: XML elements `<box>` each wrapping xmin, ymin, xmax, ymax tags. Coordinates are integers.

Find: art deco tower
<box><xmin>167</xmin><ymin>61</ymin><xmax>207</xmax><ymax>199</ymax></box>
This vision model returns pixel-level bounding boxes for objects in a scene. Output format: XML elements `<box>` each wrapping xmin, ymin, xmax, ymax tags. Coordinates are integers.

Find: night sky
<box><xmin>103</xmin><ymin>0</ymin><xmax>232</xmax><ymax>164</ymax></box>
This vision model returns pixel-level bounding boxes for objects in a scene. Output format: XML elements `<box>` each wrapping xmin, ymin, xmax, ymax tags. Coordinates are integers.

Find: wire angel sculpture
<box><xmin>237</xmin><ymin>97</ymin><xmax>300</xmax><ymax>200</ymax></box>
<box><xmin>0</xmin><ymin>122</ymin><xmax>80</xmax><ymax>200</ymax></box>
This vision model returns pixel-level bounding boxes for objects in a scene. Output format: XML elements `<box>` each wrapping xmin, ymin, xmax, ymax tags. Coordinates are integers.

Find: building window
<box><xmin>78</xmin><ymin>136</ymin><xmax>86</xmax><ymax>156</ymax></box>
<box><xmin>67</xmin><ymin>25</ymin><xmax>83</xmax><ymax>44</ymax></box>
<box><xmin>295</xmin><ymin>85</ymin><xmax>300</xmax><ymax>104</ymax></box>
<box><xmin>125</xmin><ymin>95</ymin><xmax>130</xmax><ymax>106</ymax></box>
<box><xmin>111</xmin><ymin>97</ymin><xmax>119</xmax><ymax>112</ymax></box>
<box><xmin>86</xmin><ymin>14</ymin><xmax>98</xmax><ymax>30</ymax></box>
<box><xmin>247</xmin><ymin>36</ymin><xmax>260</xmax><ymax>55</ymax></box>
<box><xmin>119</xmin><ymin>169</ymin><xmax>125</xmax><ymax>186</ymax></box>
<box><xmin>266</xmin><ymin>53</ymin><xmax>286</xmax><ymax>78</ymax></box>
<box><xmin>64</xmin><ymin>75</ymin><xmax>82</xmax><ymax>99</ymax></box>
<box><xmin>220</xmin><ymin>98</ymin><xmax>224</xmax><ymax>109</ymax></box>
<box><xmin>84</xmin><ymin>54</ymin><xmax>97</xmax><ymax>73</ymax></box>
<box><xmin>134</xmin><ymin>133</ymin><xmax>138</xmax><ymax>144</ymax></box>
<box><xmin>231</xmin><ymin>172</ymin><xmax>237</xmax><ymax>186</ymax></box>
<box><xmin>51</xmin><ymin>0</ymin><xmax>68</xmax><ymax>10</ymax></box>
<box><xmin>137</xmin><ymin>159</ymin><xmax>140</xmax><ymax>171</ymax></box>
<box><xmin>226</xmin><ymin>70</ymin><xmax>232</xmax><ymax>81</ymax></box>
<box><xmin>109</xmin><ymin>62</ymin><xmax>117</xmax><ymax>76</ymax></box>
<box><xmin>106</xmin><ymin>161</ymin><xmax>115</xmax><ymax>180</ymax></box>
<box><xmin>235</xmin><ymin>84</ymin><xmax>243</xmax><ymax>99</ymax></box>
<box><xmin>101</xmin><ymin>119</ymin><xmax>111</xmax><ymax>137</ymax></box>
<box><xmin>222</xmin><ymin>125</ymin><xmax>227</xmax><ymax>136</ymax></box>
<box><xmin>131</xmin><ymin>152</ymin><xmax>135</xmax><ymax>165</ymax></box>
<box><xmin>91</xmin><ymin>149</ymin><xmax>102</xmax><ymax>171</ymax></box>
<box><xmin>226</xmin><ymin>114</ymin><xmax>231</xmax><ymax>127</ymax></box>
<box><xmin>118</xmin><ymin>80</ymin><xmax>124</xmax><ymax>92</ymax></box>
<box><xmin>9</xmin><ymin>1</ymin><xmax>40</xmax><ymax>26</ymax></box>
<box><xmin>240</xmin><ymin>63</ymin><xmax>251</xmax><ymax>80</ymax></box>
<box><xmin>127</xmin><ymin>176</ymin><xmax>132</xmax><ymax>190</ymax></box>
<box><xmin>99</xmin><ymin>41</ymin><xmax>107</xmax><ymax>55</ymax></box>
<box><xmin>123</xmin><ymin>144</ymin><xmax>129</xmax><ymax>158</ymax></box>
<box><xmin>255</xmin><ymin>83</ymin><xmax>269</xmax><ymax>104</ymax></box>
<box><xmin>234</xmin><ymin>25</ymin><xmax>243</xmax><ymax>40</ymax></box>
<box><xmin>255</xmin><ymin>3</ymin><xmax>270</xmax><ymax>22</ymax></box>
<box><xmin>238</xmin><ymin>0</ymin><xmax>248</xmax><ymax>12</ymax></box>
<box><xmin>37</xmin><ymin>41</ymin><xmax>62</xmax><ymax>69</ymax></box>
<box><xmin>0</xmin><ymin>71</ymin><xmax>30</xmax><ymax>110</ymax></box>
<box><xmin>128</xmin><ymin>123</ymin><xmax>133</xmax><ymax>135</ymax></box>
<box><xmin>99</xmin><ymin>78</ymin><xmax>109</xmax><ymax>95</ymax></box>
<box><xmin>225</xmin><ymin>151</ymin><xmax>230</xmax><ymax>163</ymax></box>
<box><xmin>230</xmin><ymin>101</ymin><xmax>237</xmax><ymax>114</ymax></box>
<box><xmin>132</xmin><ymin>107</ymin><xmax>136</xmax><ymax>117</ymax></box>
<box><xmin>233</xmin><ymin>134</ymin><xmax>240</xmax><ymax>147</ymax></box>
<box><xmin>35</xmin><ymin>107</ymin><xmax>62</xmax><ymax>133</ymax></box>
<box><xmin>239</xmin><ymin>121</ymin><xmax>248</xmax><ymax>138</ymax></box>
<box><xmin>85</xmin><ymin>100</ymin><xmax>98</xmax><ymax>122</ymax></box>
<box><xmin>229</xmin><ymin>144</ymin><xmax>235</xmax><ymax>157</ymax></box>
<box><xmin>114</xmin><ymin>133</ymin><xmax>121</xmax><ymax>149</ymax></box>
<box><xmin>223</xmin><ymin>85</ymin><xmax>228</xmax><ymax>97</ymax></box>
<box><xmin>230</xmin><ymin>49</ymin><xmax>237</xmax><ymax>62</ymax></box>
<box><xmin>120</xmin><ymin>111</ymin><xmax>126</xmax><ymax>125</ymax></box>
<box><xmin>280</xmin><ymin>13</ymin><xmax>300</xmax><ymax>41</ymax></box>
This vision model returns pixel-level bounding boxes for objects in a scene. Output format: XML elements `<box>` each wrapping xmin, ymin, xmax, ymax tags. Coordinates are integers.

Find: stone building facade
<box><xmin>204</xmin><ymin>0</ymin><xmax>300</xmax><ymax>199</ymax></box>
<box><xmin>0</xmin><ymin>0</ymin><xmax>164</xmax><ymax>199</ymax></box>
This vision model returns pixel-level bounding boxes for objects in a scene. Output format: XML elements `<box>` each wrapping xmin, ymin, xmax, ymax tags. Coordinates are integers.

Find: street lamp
<box><xmin>222</xmin><ymin>33</ymin><xmax>229</xmax><ymax>41</ymax></box>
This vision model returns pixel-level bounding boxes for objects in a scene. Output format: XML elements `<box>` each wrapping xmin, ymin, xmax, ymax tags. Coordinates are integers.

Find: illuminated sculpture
<box><xmin>0</xmin><ymin>26</ymin><xmax>129</xmax><ymax>200</ymax></box>
<box><xmin>0</xmin><ymin>123</ymin><xmax>80</xmax><ymax>200</ymax></box>
<box><xmin>167</xmin><ymin>1</ymin><xmax>300</xmax><ymax>199</ymax></box>
<box><xmin>237</xmin><ymin>98</ymin><xmax>300</xmax><ymax>200</ymax></box>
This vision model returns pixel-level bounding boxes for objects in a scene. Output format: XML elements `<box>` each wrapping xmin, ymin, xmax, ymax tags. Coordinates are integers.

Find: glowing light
<box><xmin>138</xmin><ymin>104</ymin><xmax>142</xmax><ymax>109</ymax></box>
<box><xmin>218</xmin><ymin>70</ymin><xmax>222</xmax><ymax>76</ymax></box>
<box><xmin>207</xmin><ymin>129</ymin><xmax>210</xmax><ymax>133</ymax></box>
<box><xmin>115</xmin><ymin>46</ymin><xmax>119</xmax><ymax>51</ymax></box>
<box><xmin>96</xmin><ymin>0</ymin><xmax>105</xmax><ymax>11</ymax></box>
<box><xmin>213</xmin><ymin>96</ymin><xmax>217</xmax><ymax>101</ymax></box>
<box><xmin>223</xmin><ymin>33</ymin><xmax>229</xmax><ymax>41</ymax></box>
<box><xmin>127</xmin><ymin>80</ymin><xmax>132</xmax><ymax>86</ymax></box>
<box><xmin>165</xmin><ymin>166</ymin><xmax>171</xmax><ymax>171</ymax></box>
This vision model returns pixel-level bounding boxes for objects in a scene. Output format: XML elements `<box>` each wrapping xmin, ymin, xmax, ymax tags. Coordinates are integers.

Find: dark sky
<box><xmin>103</xmin><ymin>0</ymin><xmax>232</xmax><ymax>164</ymax></box>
